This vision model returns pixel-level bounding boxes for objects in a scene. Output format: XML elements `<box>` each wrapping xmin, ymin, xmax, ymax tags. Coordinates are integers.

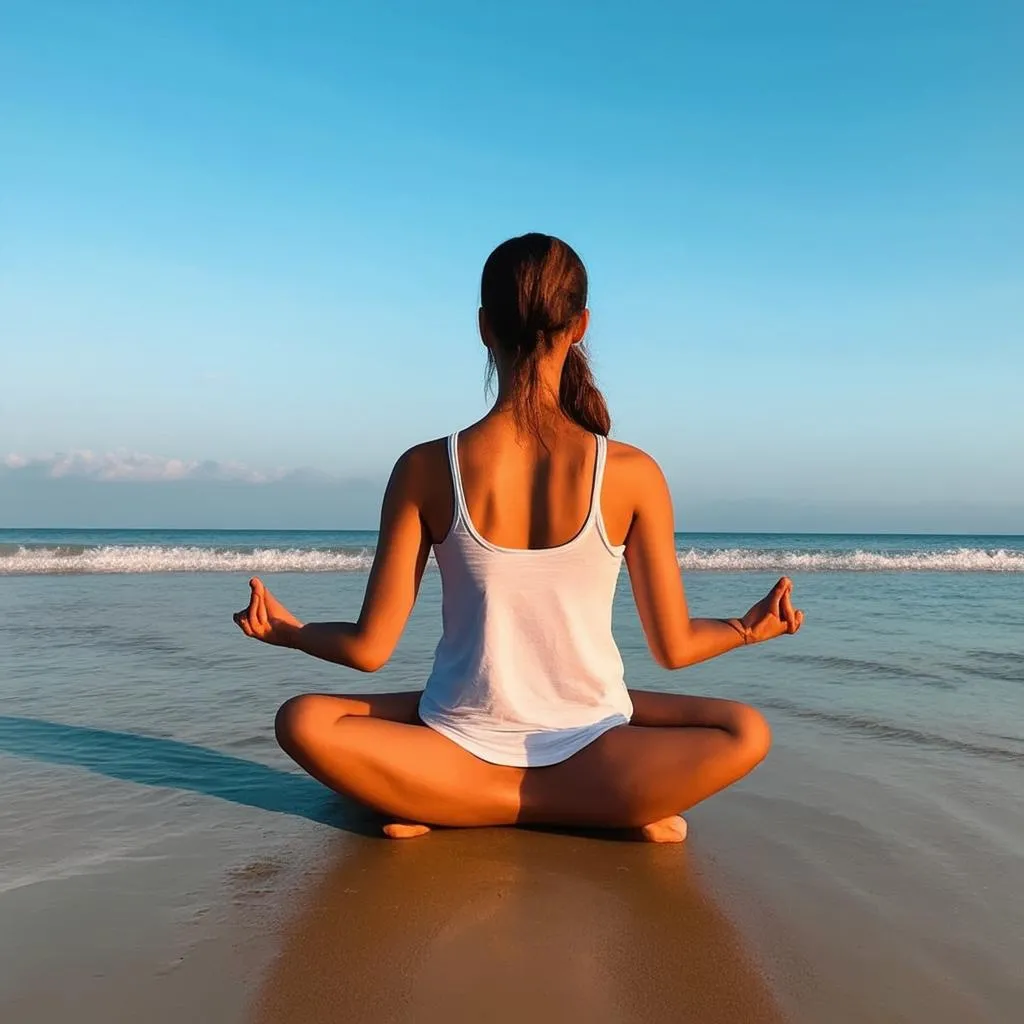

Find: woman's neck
<box><xmin>492</xmin><ymin>350</ymin><xmax>567</xmax><ymax>406</ymax></box>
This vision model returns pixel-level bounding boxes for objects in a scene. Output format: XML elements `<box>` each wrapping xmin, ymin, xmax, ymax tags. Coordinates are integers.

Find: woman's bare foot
<box><xmin>639</xmin><ymin>815</ymin><xmax>688</xmax><ymax>844</ymax></box>
<box><xmin>382</xmin><ymin>822</ymin><xmax>432</xmax><ymax>839</ymax></box>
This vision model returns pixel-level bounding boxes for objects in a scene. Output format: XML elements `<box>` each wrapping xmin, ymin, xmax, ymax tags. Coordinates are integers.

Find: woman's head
<box><xmin>480</xmin><ymin>233</ymin><xmax>610</xmax><ymax>437</ymax></box>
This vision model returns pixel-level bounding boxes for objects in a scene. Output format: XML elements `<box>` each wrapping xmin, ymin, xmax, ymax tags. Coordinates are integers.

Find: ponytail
<box><xmin>559</xmin><ymin>343</ymin><xmax>610</xmax><ymax>436</ymax></box>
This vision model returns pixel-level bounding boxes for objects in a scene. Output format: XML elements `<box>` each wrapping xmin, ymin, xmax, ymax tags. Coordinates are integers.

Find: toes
<box><xmin>382</xmin><ymin>823</ymin><xmax>432</xmax><ymax>840</ymax></box>
<box><xmin>639</xmin><ymin>815</ymin><xmax>688</xmax><ymax>844</ymax></box>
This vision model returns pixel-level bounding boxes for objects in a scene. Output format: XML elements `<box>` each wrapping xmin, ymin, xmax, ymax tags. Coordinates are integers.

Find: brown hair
<box><xmin>481</xmin><ymin>233</ymin><xmax>611</xmax><ymax>437</ymax></box>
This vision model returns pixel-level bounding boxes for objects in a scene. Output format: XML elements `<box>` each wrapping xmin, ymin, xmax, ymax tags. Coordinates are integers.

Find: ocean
<box><xmin>1</xmin><ymin>528</ymin><xmax>1022</xmax><ymax>1021</ymax></box>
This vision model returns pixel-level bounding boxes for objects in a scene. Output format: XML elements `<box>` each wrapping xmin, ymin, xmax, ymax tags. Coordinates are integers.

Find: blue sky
<box><xmin>2</xmin><ymin>1</ymin><xmax>1022</xmax><ymax>530</ymax></box>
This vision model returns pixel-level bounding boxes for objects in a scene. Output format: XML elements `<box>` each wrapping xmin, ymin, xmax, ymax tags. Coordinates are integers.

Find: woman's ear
<box><xmin>571</xmin><ymin>309</ymin><xmax>590</xmax><ymax>344</ymax></box>
<box><xmin>478</xmin><ymin>307</ymin><xmax>490</xmax><ymax>348</ymax></box>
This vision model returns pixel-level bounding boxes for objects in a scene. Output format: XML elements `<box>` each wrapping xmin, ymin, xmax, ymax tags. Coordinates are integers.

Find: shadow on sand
<box><xmin>250</xmin><ymin>826</ymin><xmax>786</xmax><ymax>1024</ymax></box>
<box><xmin>0</xmin><ymin>715</ymin><xmax>378</xmax><ymax>835</ymax></box>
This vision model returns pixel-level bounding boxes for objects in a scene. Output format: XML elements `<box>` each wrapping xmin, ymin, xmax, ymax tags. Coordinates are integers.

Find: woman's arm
<box><xmin>233</xmin><ymin>446</ymin><xmax>432</xmax><ymax>671</ymax></box>
<box><xmin>622</xmin><ymin>452</ymin><xmax>802</xmax><ymax>670</ymax></box>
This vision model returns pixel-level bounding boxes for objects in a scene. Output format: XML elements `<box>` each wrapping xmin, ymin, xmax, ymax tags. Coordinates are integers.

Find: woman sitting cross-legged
<box><xmin>234</xmin><ymin>232</ymin><xmax>803</xmax><ymax>843</ymax></box>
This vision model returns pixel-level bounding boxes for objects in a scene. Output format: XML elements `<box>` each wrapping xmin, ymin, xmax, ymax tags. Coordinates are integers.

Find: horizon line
<box><xmin>2</xmin><ymin>526</ymin><xmax>1022</xmax><ymax>539</ymax></box>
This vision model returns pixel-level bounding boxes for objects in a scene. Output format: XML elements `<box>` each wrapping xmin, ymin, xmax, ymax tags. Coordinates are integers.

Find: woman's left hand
<box><xmin>233</xmin><ymin>577</ymin><xmax>303</xmax><ymax>646</ymax></box>
<box><xmin>737</xmin><ymin>576</ymin><xmax>804</xmax><ymax>644</ymax></box>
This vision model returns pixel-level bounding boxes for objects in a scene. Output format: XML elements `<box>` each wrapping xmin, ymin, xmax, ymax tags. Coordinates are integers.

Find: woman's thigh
<box><xmin>275</xmin><ymin>690</ymin><xmax>525</xmax><ymax>827</ymax></box>
<box><xmin>628</xmin><ymin>688</ymin><xmax>768</xmax><ymax>733</ymax></box>
<box><xmin>518</xmin><ymin>720</ymin><xmax>767</xmax><ymax>829</ymax></box>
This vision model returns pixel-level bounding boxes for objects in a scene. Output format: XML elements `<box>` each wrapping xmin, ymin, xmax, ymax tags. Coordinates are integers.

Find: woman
<box><xmin>234</xmin><ymin>233</ymin><xmax>803</xmax><ymax>843</ymax></box>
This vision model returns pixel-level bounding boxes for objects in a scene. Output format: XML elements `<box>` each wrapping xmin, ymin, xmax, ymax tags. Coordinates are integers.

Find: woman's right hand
<box><xmin>233</xmin><ymin>577</ymin><xmax>303</xmax><ymax>647</ymax></box>
<box><xmin>736</xmin><ymin>577</ymin><xmax>803</xmax><ymax>644</ymax></box>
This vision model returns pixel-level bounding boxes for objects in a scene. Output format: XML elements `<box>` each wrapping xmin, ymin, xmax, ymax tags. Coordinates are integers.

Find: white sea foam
<box><xmin>676</xmin><ymin>547</ymin><xmax>1024</xmax><ymax>572</ymax></box>
<box><xmin>0</xmin><ymin>545</ymin><xmax>376</xmax><ymax>574</ymax></box>
<box><xmin>2</xmin><ymin>544</ymin><xmax>1023</xmax><ymax>574</ymax></box>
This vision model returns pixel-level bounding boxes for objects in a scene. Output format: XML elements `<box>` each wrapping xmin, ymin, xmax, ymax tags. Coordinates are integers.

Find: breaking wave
<box><xmin>675</xmin><ymin>547</ymin><xmax>1024</xmax><ymax>572</ymax></box>
<box><xmin>0</xmin><ymin>545</ymin><xmax>375</xmax><ymax>574</ymax></box>
<box><xmin>2</xmin><ymin>543</ymin><xmax>1023</xmax><ymax>574</ymax></box>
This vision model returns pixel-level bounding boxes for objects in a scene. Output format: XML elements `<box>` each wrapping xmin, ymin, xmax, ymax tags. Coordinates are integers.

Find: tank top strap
<box><xmin>447</xmin><ymin>431</ymin><xmax>469</xmax><ymax>526</ymax></box>
<box><xmin>586</xmin><ymin>434</ymin><xmax>608</xmax><ymax>527</ymax></box>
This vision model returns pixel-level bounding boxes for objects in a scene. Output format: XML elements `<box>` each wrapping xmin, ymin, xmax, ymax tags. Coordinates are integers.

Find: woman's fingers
<box><xmin>251</xmin><ymin>579</ymin><xmax>270</xmax><ymax>632</ymax></box>
<box><xmin>781</xmin><ymin>588</ymin><xmax>797</xmax><ymax>633</ymax></box>
<box><xmin>781</xmin><ymin>589</ymin><xmax>805</xmax><ymax>635</ymax></box>
<box><xmin>233</xmin><ymin>579</ymin><xmax>285</xmax><ymax>642</ymax></box>
<box><xmin>236</xmin><ymin>580</ymin><xmax>266</xmax><ymax>639</ymax></box>
<box><xmin>234</xmin><ymin>609</ymin><xmax>255</xmax><ymax>637</ymax></box>
<box><xmin>245</xmin><ymin>581</ymin><xmax>260</xmax><ymax>625</ymax></box>
<box><xmin>769</xmin><ymin>577</ymin><xmax>789</xmax><ymax>618</ymax></box>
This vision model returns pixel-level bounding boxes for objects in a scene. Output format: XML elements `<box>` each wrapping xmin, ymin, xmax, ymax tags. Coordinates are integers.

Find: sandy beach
<box><xmin>2</xmin><ymin>563</ymin><xmax>1023</xmax><ymax>1022</ymax></box>
<box><xmin>1</xmin><ymin>736</ymin><xmax>789</xmax><ymax>1024</ymax></box>
<box><xmin>2</xmin><ymin>738</ymin><xmax>1020</xmax><ymax>1024</ymax></box>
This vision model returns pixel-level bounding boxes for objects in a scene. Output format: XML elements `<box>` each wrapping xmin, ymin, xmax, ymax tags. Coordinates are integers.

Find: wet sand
<box><xmin>2</xmin><ymin>745</ymin><xmax>1022</xmax><ymax>1023</ymax></box>
<box><xmin>0</xmin><ymin>789</ymin><xmax>785</xmax><ymax>1024</ymax></box>
<box><xmin>2</xmin><ymin>569</ymin><xmax>1023</xmax><ymax>1021</ymax></box>
<box><xmin>249</xmin><ymin>750</ymin><xmax>1024</xmax><ymax>1024</ymax></box>
<box><xmin>253</xmin><ymin>828</ymin><xmax>785</xmax><ymax>1024</ymax></box>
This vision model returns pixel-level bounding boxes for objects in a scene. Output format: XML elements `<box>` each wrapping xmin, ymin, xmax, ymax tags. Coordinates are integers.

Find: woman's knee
<box><xmin>275</xmin><ymin>694</ymin><xmax>339</xmax><ymax>757</ymax></box>
<box><xmin>732</xmin><ymin>704</ymin><xmax>772</xmax><ymax>767</ymax></box>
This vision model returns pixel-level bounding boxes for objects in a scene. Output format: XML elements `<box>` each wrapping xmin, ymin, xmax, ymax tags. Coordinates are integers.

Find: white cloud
<box><xmin>0</xmin><ymin>450</ymin><xmax>296</xmax><ymax>483</ymax></box>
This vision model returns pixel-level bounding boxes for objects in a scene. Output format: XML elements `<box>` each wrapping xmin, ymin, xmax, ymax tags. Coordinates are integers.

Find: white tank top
<box><xmin>418</xmin><ymin>431</ymin><xmax>634</xmax><ymax>767</ymax></box>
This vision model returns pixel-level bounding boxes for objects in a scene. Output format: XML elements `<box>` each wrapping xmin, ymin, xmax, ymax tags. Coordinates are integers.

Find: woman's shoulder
<box><xmin>385</xmin><ymin>438</ymin><xmax>454</xmax><ymax>543</ymax></box>
<box><xmin>393</xmin><ymin>436</ymin><xmax>449</xmax><ymax>472</ymax></box>
<box><xmin>606</xmin><ymin>438</ymin><xmax>667</xmax><ymax>483</ymax></box>
<box><xmin>601</xmin><ymin>439</ymin><xmax>672</xmax><ymax>541</ymax></box>
<box><xmin>385</xmin><ymin>438</ymin><xmax>451</xmax><ymax>503</ymax></box>
<box><xmin>606</xmin><ymin>438</ymin><xmax>673</xmax><ymax>508</ymax></box>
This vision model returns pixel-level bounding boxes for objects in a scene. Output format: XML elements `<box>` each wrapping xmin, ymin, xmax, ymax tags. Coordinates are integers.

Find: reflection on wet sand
<box><xmin>252</xmin><ymin>827</ymin><xmax>784</xmax><ymax>1024</ymax></box>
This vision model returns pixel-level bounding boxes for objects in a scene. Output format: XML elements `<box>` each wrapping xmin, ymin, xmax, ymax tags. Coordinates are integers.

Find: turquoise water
<box><xmin>2</xmin><ymin>531</ymin><xmax>1021</xmax><ymax>833</ymax></box>
<box><xmin>1</xmin><ymin>529</ymin><xmax>1022</xmax><ymax>766</ymax></box>
<box><xmin>1</xmin><ymin>530</ymin><xmax>1022</xmax><ymax>1017</ymax></box>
